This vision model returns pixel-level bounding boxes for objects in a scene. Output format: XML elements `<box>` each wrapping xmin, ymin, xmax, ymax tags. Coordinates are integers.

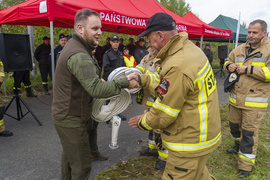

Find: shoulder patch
<box><xmin>158</xmin><ymin>78</ymin><xmax>169</xmax><ymax>95</ymax></box>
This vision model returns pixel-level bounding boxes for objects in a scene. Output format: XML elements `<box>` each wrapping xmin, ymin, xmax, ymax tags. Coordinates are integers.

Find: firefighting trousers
<box><xmin>148</xmin><ymin>129</ymin><xmax>168</xmax><ymax>161</ymax></box>
<box><xmin>229</xmin><ymin>105</ymin><xmax>265</xmax><ymax>171</ymax></box>
<box><xmin>54</xmin><ymin>124</ymin><xmax>91</xmax><ymax>180</ymax></box>
<box><xmin>0</xmin><ymin>105</ymin><xmax>5</xmax><ymax>133</ymax></box>
<box><xmin>13</xmin><ymin>71</ymin><xmax>31</xmax><ymax>89</ymax></box>
<box><xmin>162</xmin><ymin>152</ymin><xmax>214</xmax><ymax>180</ymax></box>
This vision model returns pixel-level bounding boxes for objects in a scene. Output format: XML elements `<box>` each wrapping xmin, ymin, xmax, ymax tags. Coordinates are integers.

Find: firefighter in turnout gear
<box><xmin>13</xmin><ymin>70</ymin><xmax>37</xmax><ymax>97</ymax></box>
<box><xmin>0</xmin><ymin>60</ymin><xmax>13</xmax><ymax>137</ymax></box>
<box><xmin>223</xmin><ymin>19</ymin><xmax>270</xmax><ymax>178</ymax></box>
<box><xmin>129</xmin><ymin>13</ymin><xmax>221</xmax><ymax>180</ymax></box>
<box><xmin>136</xmin><ymin>47</ymin><xmax>168</xmax><ymax>170</ymax></box>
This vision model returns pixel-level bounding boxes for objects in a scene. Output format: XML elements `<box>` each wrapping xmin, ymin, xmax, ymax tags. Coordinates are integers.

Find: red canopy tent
<box><xmin>0</xmin><ymin>0</ymin><xmax>205</xmax><ymax>82</ymax></box>
<box><xmin>183</xmin><ymin>11</ymin><xmax>231</xmax><ymax>47</ymax></box>
<box><xmin>0</xmin><ymin>0</ymin><xmax>202</xmax><ymax>36</ymax></box>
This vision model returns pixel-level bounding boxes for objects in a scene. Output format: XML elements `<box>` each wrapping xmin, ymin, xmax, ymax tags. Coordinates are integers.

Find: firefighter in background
<box><xmin>123</xmin><ymin>46</ymin><xmax>137</xmax><ymax>68</ymax></box>
<box><xmin>0</xmin><ymin>60</ymin><xmax>13</xmax><ymax>137</ymax></box>
<box><xmin>136</xmin><ymin>47</ymin><xmax>168</xmax><ymax>170</ymax></box>
<box><xmin>223</xmin><ymin>19</ymin><xmax>270</xmax><ymax>178</ymax></box>
<box><xmin>13</xmin><ymin>70</ymin><xmax>37</xmax><ymax>97</ymax></box>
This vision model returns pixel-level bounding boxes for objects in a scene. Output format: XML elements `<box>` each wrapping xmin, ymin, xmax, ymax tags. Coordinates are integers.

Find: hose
<box><xmin>91</xmin><ymin>67</ymin><xmax>142</xmax><ymax>122</ymax></box>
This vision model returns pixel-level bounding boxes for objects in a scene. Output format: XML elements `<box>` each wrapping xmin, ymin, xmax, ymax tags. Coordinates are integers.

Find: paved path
<box><xmin>0</xmin><ymin>71</ymin><xmax>229</xmax><ymax>180</ymax></box>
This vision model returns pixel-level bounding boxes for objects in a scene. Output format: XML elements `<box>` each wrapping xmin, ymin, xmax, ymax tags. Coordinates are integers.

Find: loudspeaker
<box><xmin>0</xmin><ymin>33</ymin><xmax>33</xmax><ymax>72</ymax></box>
<box><xmin>218</xmin><ymin>45</ymin><xmax>228</xmax><ymax>59</ymax></box>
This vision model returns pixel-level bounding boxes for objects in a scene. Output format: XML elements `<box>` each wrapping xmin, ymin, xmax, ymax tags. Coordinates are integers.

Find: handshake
<box><xmin>127</xmin><ymin>73</ymin><xmax>140</xmax><ymax>89</ymax></box>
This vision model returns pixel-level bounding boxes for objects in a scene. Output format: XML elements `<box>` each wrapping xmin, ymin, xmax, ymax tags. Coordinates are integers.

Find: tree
<box><xmin>156</xmin><ymin>0</ymin><xmax>191</xmax><ymax>16</ymax></box>
<box><xmin>0</xmin><ymin>0</ymin><xmax>24</xmax><ymax>9</ymax></box>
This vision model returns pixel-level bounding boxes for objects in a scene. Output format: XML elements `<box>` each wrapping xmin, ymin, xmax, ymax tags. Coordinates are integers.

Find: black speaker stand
<box><xmin>4</xmin><ymin>92</ymin><xmax>42</xmax><ymax>126</ymax></box>
<box><xmin>214</xmin><ymin>59</ymin><xmax>226</xmax><ymax>78</ymax></box>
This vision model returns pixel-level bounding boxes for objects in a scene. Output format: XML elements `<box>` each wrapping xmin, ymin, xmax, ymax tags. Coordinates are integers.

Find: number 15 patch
<box><xmin>158</xmin><ymin>78</ymin><xmax>169</xmax><ymax>95</ymax></box>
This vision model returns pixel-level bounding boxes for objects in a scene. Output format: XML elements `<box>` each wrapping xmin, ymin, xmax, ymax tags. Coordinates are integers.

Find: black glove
<box><xmin>136</xmin><ymin>89</ymin><xmax>144</xmax><ymax>104</ymax></box>
<box><xmin>155</xmin><ymin>133</ymin><xmax>162</xmax><ymax>149</ymax></box>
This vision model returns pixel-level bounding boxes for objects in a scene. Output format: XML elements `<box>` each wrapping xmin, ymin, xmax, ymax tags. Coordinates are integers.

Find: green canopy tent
<box><xmin>203</xmin><ymin>14</ymin><xmax>248</xmax><ymax>43</ymax></box>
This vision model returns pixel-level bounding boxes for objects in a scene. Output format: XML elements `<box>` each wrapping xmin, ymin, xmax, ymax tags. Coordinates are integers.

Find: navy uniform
<box><xmin>34</xmin><ymin>36</ymin><xmax>51</xmax><ymax>95</ymax></box>
<box><xmin>102</xmin><ymin>35</ymin><xmax>126</xmax><ymax>81</ymax></box>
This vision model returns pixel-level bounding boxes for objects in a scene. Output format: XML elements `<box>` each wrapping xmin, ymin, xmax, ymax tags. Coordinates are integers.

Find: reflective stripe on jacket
<box><xmin>136</xmin><ymin>49</ymin><xmax>160</xmax><ymax>107</ymax></box>
<box><xmin>224</xmin><ymin>36</ymin><xmax>270</xmax><ymax>109</ymax></box>
<box><xmin>137</xmin><ymin>32</ymin><xmax>221</xmax><ymax>157</ymax></box>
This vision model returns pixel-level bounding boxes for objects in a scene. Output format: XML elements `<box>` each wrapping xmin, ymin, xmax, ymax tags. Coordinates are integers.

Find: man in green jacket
<box><xmin>52</xmin><ymin>9</ymin><xmax>137</xmax><ymax>180</ymax></box>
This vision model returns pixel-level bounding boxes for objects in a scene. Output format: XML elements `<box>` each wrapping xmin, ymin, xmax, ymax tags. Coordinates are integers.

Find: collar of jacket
<box><xmin>156</xmin><ymin>32</ymin><xmax>188</xmax><ymax>63</ymax></box>
<box><xmin>72</xmin><ymin>33</ymin><xmax>96</xmax><ymax>53</ymax></box>
<box><xmin>244</xmin><ymin>35</ymin><xmax>270</xmax><ymax>49</ymax></box>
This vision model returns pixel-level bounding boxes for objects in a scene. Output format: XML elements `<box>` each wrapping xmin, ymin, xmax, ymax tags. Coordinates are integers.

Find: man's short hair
<box><xmin>250</xmin><ymin>19</ymin><xmax>267</xmax><ymax>32</ymax></box>
<box><xmin>74</xmin><ymin>9</ymin><xmax>100</xmax><ymax>29</ymax></box>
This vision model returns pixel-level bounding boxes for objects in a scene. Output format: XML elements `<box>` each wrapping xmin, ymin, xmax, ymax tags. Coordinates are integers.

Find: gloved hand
<box><xmin>155</xmin><ymin>133</ymin><xmax>162</xmax><ymax>149</ymax></box>
<box><xmin>136</xmin><ymin>89</ymin><xmax>144</xmax><ymax>104</ymax></box>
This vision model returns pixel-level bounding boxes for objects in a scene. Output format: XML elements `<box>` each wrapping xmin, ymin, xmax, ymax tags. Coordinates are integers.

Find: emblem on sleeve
<box><xmin>158</xmin><ymin>78</ymin><xmax>169</xmax><ymax>95</ymax></box>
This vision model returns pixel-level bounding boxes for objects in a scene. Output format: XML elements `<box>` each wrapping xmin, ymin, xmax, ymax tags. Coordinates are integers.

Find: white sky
<box><xmin>187</xmin><ymin>0</ymin><xmax>270</xmax><ymax>27</ymax></box>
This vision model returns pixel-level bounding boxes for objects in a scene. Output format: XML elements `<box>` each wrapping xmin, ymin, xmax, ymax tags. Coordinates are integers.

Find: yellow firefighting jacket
<box><xmin>136</xmin><ymin>49</ymin><xmax>160</xmax><ymax>107</ymax></box>
<box><xmin>224</xmin><ymin>36</ymin><xmax>270</xmax><ymax>110</ymax></box>
<box><xmin>123</xmin><ymin>55</ymin><xmax>136</xmax><ymax>67</ymax></box>
<box><xmin>0</xmin><ymin>61</ymin><xmax>4</xmax><ymax>84</ymax></box>
<box><xmin>137</xmin><ymin>32</ymin><xmax>221</xmax><ymax>157</ymax></box>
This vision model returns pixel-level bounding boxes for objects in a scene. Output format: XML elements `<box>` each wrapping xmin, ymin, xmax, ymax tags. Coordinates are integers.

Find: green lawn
<box><xmin>96</xmin><ymin>104</ymin><xmax>270</xmax><ymax>180</ymax></box>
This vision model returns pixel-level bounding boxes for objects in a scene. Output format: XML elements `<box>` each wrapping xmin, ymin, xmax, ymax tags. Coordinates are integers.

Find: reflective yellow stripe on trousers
<box><xmin>0</xmin><ymin>119</ymin><xmax>4</xmax><ymax>126</ymax></box>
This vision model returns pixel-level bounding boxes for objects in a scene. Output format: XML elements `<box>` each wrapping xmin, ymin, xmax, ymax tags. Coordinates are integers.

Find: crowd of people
<box><xmin>1</xmin><ymin>7</ymin><xmax>270</xmax><ymax>180</ymax></box>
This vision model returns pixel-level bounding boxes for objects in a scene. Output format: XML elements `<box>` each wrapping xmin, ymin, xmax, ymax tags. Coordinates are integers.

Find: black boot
<box><xmin>0</xmin><ymin>130</ymin><xmax>13</xmax><ymax>137</ymax></box>
<box><xmin>140</xmin><ymin>148</ymin><xmax>158</xmax><ymax>157</ymax></box>
<box><xmin>13</xmin><ymin>88</ymin><xmax>20</xmax><ymax>95</ymax></box>
<box><xmin>238</xmin><ymin>170</ymin><xmax>249</xmax><ymax>178</ymax></box>
<box><xmin>26</xmin><ymin>88</ymin><xmax>37</xmax><ymax>97</ymax></box>
<box><xmin>155</xmin><ymin>160</ymin><xmax>166</xmax><ymax>170</ymax></box>
<box><xmin>227</xmin><ymin>142</ymin><xmax>239</xmax><ymax>154</ymax></box>
<box><xmin>43</xmin><ymin>84</ymin><xmax>50</xmax><ymax>95</ymax></box>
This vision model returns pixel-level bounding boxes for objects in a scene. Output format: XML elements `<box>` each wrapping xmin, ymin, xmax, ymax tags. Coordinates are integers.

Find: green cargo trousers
<box><xmin>54</xmin><ymin>123</ymin><xmax>92</xmax><ymax>180</ymax></box>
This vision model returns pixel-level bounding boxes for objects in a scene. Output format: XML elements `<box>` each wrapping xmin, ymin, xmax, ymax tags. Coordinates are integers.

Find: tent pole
<box><xmin>200</xmin><ymin>36</ymin><xmax>203</xmax><ymax>49</ymax></box>
<box><xmin>50</xmin><ymin>21</ymin><xmax>55</xmax><ymax>89</ymax></box>
<box><xmin>27</xmin><ymin>26</ymin><xmax>36</xmax><ymax>76</ymax></box>
<box><xmin>228</xmin><ymin>39</ymin><xmax>231</xmax><ymax>53</ymax></box>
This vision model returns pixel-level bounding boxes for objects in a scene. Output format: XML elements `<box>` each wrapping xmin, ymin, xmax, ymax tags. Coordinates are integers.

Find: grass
<box><xmin>96</xmin><ymin>104</ymin><xmax>270</xmax><ymax>180</ymax></box>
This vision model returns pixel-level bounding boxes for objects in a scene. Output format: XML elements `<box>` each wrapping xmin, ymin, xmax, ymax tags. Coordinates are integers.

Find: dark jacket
<box><xmin>203</xmin><ymin>49</ymin><xmax>213</xmax><ymax>63</ymax></box>
<box><xmin>102</xmin><ymin>48</ymin><xmax>125</xmax><ymax>81</ymax></box>
<box><xmin>48</xmin><ymin>45</ymin><xmax>63</xmax><ymax>68</ymax></box>
<box><xmin>34</xmin><ymin>43</ymin><xmax>51</xmax><ymax>65</ymax></box>
<box><xmin>126</xmin><ymin>43</ymin><xmax>136</xmax><ymax>56</ymax></box>
<box><xmin>134</xmin><ymin>45</ymin><xmax>149</xmax><ymax>64</ymax></box>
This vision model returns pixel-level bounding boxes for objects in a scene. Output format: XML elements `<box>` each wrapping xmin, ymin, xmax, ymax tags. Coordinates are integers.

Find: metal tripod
<box><xmin>214</xmin><ymin>59</ymin><xmax>226</xmax><ymax>77</ymax></box>
<box><xmin>4</xmin><ymin>91</ymin><xmax>42</xmax><ymax>126</ymax></box>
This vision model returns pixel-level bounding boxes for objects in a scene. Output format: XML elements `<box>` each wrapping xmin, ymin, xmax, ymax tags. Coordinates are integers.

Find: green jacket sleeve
<box><xmin>67</xmin><ymin>52</ymin><xmax>129</xmax><ymax>98</ymax></box>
